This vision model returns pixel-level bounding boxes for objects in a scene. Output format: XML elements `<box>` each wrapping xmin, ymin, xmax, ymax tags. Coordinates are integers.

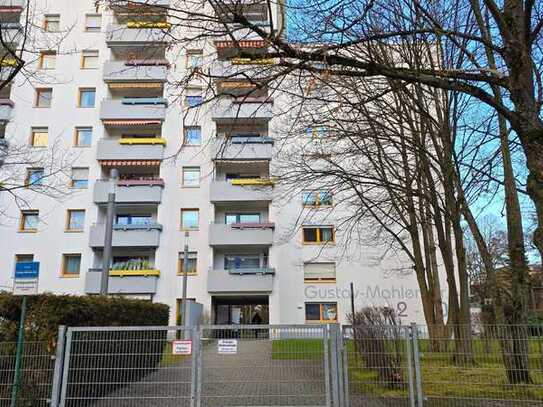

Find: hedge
<box><xmin>0</xmin><ymin>292</ymin><xmax>170</xmax><ymax>406</ymax></box>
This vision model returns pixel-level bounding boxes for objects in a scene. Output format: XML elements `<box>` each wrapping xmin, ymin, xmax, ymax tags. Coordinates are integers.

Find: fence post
<box><xmin>410</xmin><ymin>323</ymin><xmax>424</xmax><ymax>407</ymax></box>
<box><xmin>195</xmin><ymin>325</ymin><xmax>203</xmax><ymax>407</ymax></box>
<box><xmin>190</xmin><ymin>327</ymin><xmax>199</xmax><ymax>407</ymax></box>
<box><xmin>50</xmin><ymin>325</ymin><xmax>67</xmax><ymax>407</ymax></box>
<box><xmin>58</xmin><ymin>329</ymin><xmax>73</xmax><ymax>407</ymax></box>
<box><xmin>341</xmin><ymin>327</ymin><xmax>350</xmax><ymax>407</ymax></box>
<box><xmin>328</xmin><ymin>324</ymin><xmax>340</xmax><ymax>407</ymax></box>
<box><xmin>406</xmin><ymin>325</ymin><xmax>416</xmax><ymax>407</ymax></box>
<box><xmin>323</xmin><ymin>325</ymin><xmax>331</xmax><ymax>407</ymax></box>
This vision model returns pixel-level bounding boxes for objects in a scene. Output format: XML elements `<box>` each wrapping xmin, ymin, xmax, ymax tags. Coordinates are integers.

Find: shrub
<box><xmin>0</xmin><ymin>292</ymin><xmax>169</xmax><ymax>406</ymax></box>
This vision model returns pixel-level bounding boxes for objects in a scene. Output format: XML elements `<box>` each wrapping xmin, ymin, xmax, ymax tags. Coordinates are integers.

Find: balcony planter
<box><xmin>109</xmin><ymin>269</ymin><xmax>160</xmax><ymax>277</ymax></box>
<box><xmin>119</xmin><ymin>137</ymin><xmax>166</xmax><ymax>145</ymax></box>
<box><xmin>230</xmin><ymin>178</ymin><xmax>275</xmax><ymax>186</ymax></box>
<box><xmin>126</xmin><ymin>21</ymin><xmax>171</xmax><ymax>29</ymax></box>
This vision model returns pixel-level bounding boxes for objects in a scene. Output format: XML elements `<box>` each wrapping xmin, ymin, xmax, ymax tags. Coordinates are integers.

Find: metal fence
<box><xmin>0</xmin><ymin>341</ymin><xmax>55</xmax><ymax>407</ymax></box>
<box><xmin>3</xmin><ymin>323</ymin><xmax>543</xmax><ymax>407</ymax></box>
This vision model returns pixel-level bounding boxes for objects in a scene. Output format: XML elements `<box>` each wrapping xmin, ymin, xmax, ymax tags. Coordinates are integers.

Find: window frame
<box><xmin>30</xmin><ymin>127</ymin><xmax>48</xmax><ymax>147</ymax></box>
<box><xmin>66</xmin><ymin>209</ymin><xmax>85</xmax><ymax>232</ymax></box>
<box><xmin>39</xmin><ymin>51</ymin><xmax>56</xmax><ymax>70</ymax></box>
<box><xmin>44</xmin><ymin>14</ymin><xmax>60</xmax><ymax>32</ymax></box>
<box><xmin>78</xmin><ymin>88</ymin><xmax>96</xmax><ymax>108</ymax></box>
<box><xmin>19</xmin><ymin>210</ymin><xmax>39</xmax><ymax>232</ymax></box>
<box><xmin>181</xmin><ymin>208</ymin><xmax>199</xmax><ymax>231</ymax></box>
<box><xmin>182</xmin><ymin>166</ymin><xmax>201</xmax><ymax>187</ymax></box>
<box><xmin>26</xmin><ymin>168</ymin><xmax>44</xmax><ymax>187</ymax></box>
<box><xmin>74</xmin><ymin>127</ymin><xmax>92</xmax><ymax>147</ymax></box>
<box><xmin>177</xmin><ymin>252</ymin><xmax>198</xmax><ymax>275</ymax></box>
<box><xmin>184</xmin><ymin>126</ymin><xmax>202</xmax><ymax>146</ymax></box>
<box><xmin>35</xmin><ymin>88</ymin><xmax>53</xmax><ymax>108</ymax></box>
<box><xmin>303</xmin><ymin>262</ymin><xmax>337</xmax><ymax>283</ymax></box>
<box><xmin>81</xmin><ymin>50</ymin><xmax>99</xmax><ymax>69</ymax></box>
<box><xmin>61</xmin><ymin>253</ymin><xmax>81</xmax><ymax>277</ymax></box>
<box><xmin>302</xmin><ymin>226</ymin><xmax>335</xmax><ymax>244</ymax></box>
<box><xmin>70</xmin><ymin>167</ymin><xmax>89</xmax><ymax>189</ymax></box>
<box><xmin>84</xmin><ymin>14</ymin><xmax>102</xmax><ymax>32</ymax></box>
<box><xmin>302</xmin><ymin>191</ymin><xmax>333</xmax><ymax>207</ymax></box>
<box><xmin>305</xmin><ymin>302</ymin><xmax>338</xmax><ymax>323</ymax></box>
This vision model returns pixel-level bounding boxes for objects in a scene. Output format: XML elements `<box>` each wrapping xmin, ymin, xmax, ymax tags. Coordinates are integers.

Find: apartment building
<box><xmin>0</xmin><ymin>0</ymin><xmax>435</xmax><ymax>325</ymax></box>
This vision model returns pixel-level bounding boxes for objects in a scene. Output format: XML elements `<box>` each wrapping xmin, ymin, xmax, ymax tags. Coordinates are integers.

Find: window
<box><xmin>15</xmin><ymin>254</ymin><xmax>34</xmax><ymax>265</ymax></box>
<box><xmin>20</xmin><ymin>210</ymin><xmax>39</xmax><ymax>232</ymax></box>
<box><xmin>187</xmin><ymin>50</ymin><xmax>203</xmax><ymax>69</ymax></box>
<box><xmin>74</xmin><ymin>127</ymin><xmax>92</xmax><ymax>147</ymax></box>
<box><xmin>44</xmin><ymin>15</ymin><xmax>60</xmax><ymax>32</ymax></box>
<box><xmin>224</xmin><ymin>254</ymin><xmax>263</xmax><ymax>270</ymax></box>
<box><xmin>62</xmin><ymin>254</ymin><xmax>81</xmax><ymax>277</ymax></box>
<box><xmin>66</xmin><ymin>209</ymin><xmax>85</xmax><ymax>231</ymax></box>
<box><xmin>186</xmin><ymin>95</ymin><xmax>203</xmax><ymax>107</ymax></box>
<box><xmin>178</xmin><ymin>252</ymin><xmax>198</xmax><ymax>275</ymax></box>
<box><xmin>181</xmin><ymin>209</ymin><xmax>199</xmax><ymax>230</ymax></box>
<box><xmin>78</xmin><ymin>88</ymin><xmax>96</xmax><ymax>107</ymax></box>
<box><xmin>302</xmin><ymin>191</ymin><xmax>333</xmax><ymax>207</ymax></box>
<box><xmin>182</xmin><ymin>167</ymin><xmax>200</xmax><ymax>187</ymax></box>
<box><xmin>26</xmin><ymin>168</ymin><xmax>44</xmax><ymax>186</ymax></box>
<box><xmin>39</xmin><ymin>51</ymin><xmax>56</xmax><ymax>70</ymax></box>
<box><xmin>304</xmin><ymin>262</ymin><xmax>336</xmax><ymax>282</ymax></box>
<box><xmin>112</xmin><ymin>256</ymin><xmax>151</xmax><ymax>270</ymax></box>
<box><xmin>116</xmin><ymin>214</ymin><xmax>152</xmax><ymax>226</ymax></box>
<box><xmin>302</xmin><ymin>226</ymin><xmax>335</xmax><ymax>244</ymax></box>
<box><xmin>81</xmin><ymin>50</ymin><xmax>99</xmax><ymax>69</ymax></box>
<box><xmin>84</xmin><ymin>14</ymin><xmax>102</xmax><ymax>32</ymax></box>
<box><xmin>225</xmin><ymin>213</ymin><xmax>261</xmax><ymax>224</ymax></box>
<box><xmin>184</xmin><ymin>126</ymin><xmax>201</xmax><ymax>145</ymax></box>
<box><xmin>305</xmin><ymin>125</ymin><xmax>327</xmax><ymax>138</ymax></box>
<box><xmin>70</xmin><ymin>167</ymin><xmax>89</xmax><ymax>188</ymax></box>
<box><xmin>305</xmin><ymin>303</ymin><xmax>338</xmax><ymax>323</ymax></box>
<box><xmin>30</xmin><ymin>127</ymin><xmax>48</xmax><ymax>147</ymax></box>
<box><xmin>35</xmin><ymin>88</ymin><xmax>52</xmax><ymax>108</ymax></box>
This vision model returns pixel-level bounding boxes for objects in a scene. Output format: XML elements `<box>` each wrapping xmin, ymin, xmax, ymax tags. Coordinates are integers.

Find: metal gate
<box><xmin>52</xmin><ymin>325</ymin><xmax>334</xmax><ymax>407</ymax></box>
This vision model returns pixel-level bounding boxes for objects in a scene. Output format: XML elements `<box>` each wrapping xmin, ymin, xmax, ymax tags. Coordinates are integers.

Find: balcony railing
<box><xmin>96</xmin><ymin>139</ymin><xmax>164</xmax><ymax>160</ymax></box>
<box><xmin>100</xmin><ymin>99</ymin><xmax>166</xmax><ymax>122</ymax></box>
<box><xmin>208</xmin><ymin>222</ymin><xmax>274</xmax><ymax>246</ymax></box>
<box><xmin>212</xmin><ymin>136</ymin><xmax>272</xmax><ymax>160</ymax></box>
<box><xmin>207</xmin><ymin>267</ymin><xmax>274</xmax><ymax>293</ymax></box>
<box><xmin>103</xmin><ymin>60</ymin><xmax>168</xmax><ymax>83</ymax></box>
<box><xmin>93</xmin><ymin>179</ymin><xmax>164</xmax><ymax>204</ymax></box>
<box><xmin>89</xmin><ymin>223</ymin><xmax>162</xmax><ymax>248</ymax></box>
<box><xmin>209</xmin><ymin>180</ymin><xmax>273</xmax><ymax>202</ymax></box>
<box><xmin>0</xmin><ymin>98</ymin><xmax>13</xmax><ymax>122</ymax></box>
<box><xmin>85</xmin><ymin>268</ymin><xmax>159</xmax><ymax>295</ymax></box>
<box><xmin>211</xmin><ymin>98</ymin><xmax>273</xmax><ymax>123</ymax></box>
<box><xmin>106</xmin><ymin>23</ymin><xmax>170</xmax><ymax>46</ymax></box>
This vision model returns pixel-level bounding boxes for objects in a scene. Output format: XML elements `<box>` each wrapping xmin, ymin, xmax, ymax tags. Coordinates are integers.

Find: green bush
<box><xmin>0</xmin><ymin>292</ymin><xmax>169</xmax><ymax>406</ymax></box>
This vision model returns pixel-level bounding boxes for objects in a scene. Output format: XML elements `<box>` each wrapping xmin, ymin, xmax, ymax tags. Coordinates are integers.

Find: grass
<box><xmin>271</xmin><ymin>338</ymin><xmax>543</xmax><ymax>401</ymax></box>
<box><xmin>159</xmin><ymin>341</ymin><xmax>192</xmax><ymax>367</ymax></box>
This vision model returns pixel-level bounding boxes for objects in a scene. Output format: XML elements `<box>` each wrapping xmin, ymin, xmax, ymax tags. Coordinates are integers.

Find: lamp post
<box><xmin>100</xmin><ymin>168</ymin><xmax>119</xmax><ymax>295</ymax></box>
<box><xmin>180</xmin><ymin>231</ymin><xmax>189</xmax><ymax>332</ymax></box>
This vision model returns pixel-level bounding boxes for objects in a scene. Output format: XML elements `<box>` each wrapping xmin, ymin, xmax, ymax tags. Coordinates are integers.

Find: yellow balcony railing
<box><xmin>231</xmin><ymin>178</ymin><xmax>275</xmax><ymax>186</ymax></box>
<box><xmin>119</xmin><ymin>138</ymin><xmax>166</xmax><ymax>145</ymax></box>
<box><xmin>126</xmin><ymin>21</ymin><xmax>171</xmax><ymax>29</ymax></box>
<box><xmin>109</xmin><ymin>269</ymin><xmax>160</xmax><ymax>277</ymax></box>
<box><xmin>0</xmin><ymin>58</ymin><xmax>17</xmax><ymax>67</ymax></box>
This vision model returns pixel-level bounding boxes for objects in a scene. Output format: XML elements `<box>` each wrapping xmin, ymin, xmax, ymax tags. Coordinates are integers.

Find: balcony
<box><xmin>100</xmin><ymin>99</ymin><xmax>166</xmax><ymax>122</ymax></box>
<box><xmin>111</xmin><ymin>0</ymin><xmax>170</xmax><ymax>8</ymax></box>
<box><xmin>106</xmin><ymin>24</ymin><xmax>169</xmax><ymax>47</ymax></box>
<box><xmin>103</xmin><ymin>60</ymin><xmax>168</xmax><ymax>83</ymax></box>
<box><xmin>0</xmin><ymin>99</ymin><xmax>13</xmax><ymax>122</ymax></box>
<box><xmin>212</xmin><ymin>98</ymin><xmax>272</xmax><ymax>123</ymax></box>
<box><xmin>213</xmin><ymin>136</ymin><xmax>273</xmax><ymax>160</ymax></box>
<box><xmin>89</xmin><ymin>223</ymin><xmax>162</xmax><ymax>248</ymax></box>
<box><xmin>0</xmin><ymin>0</ymin><xmax>25</xmax><ymax>7</ymax></box>
<box><xmin>210</xmin><ymin>181</ymin><xmax>272</xmax><ymax>203</ymax></box>
<box><xmin>209</xmin><ymin>223</ymin><xmax>274</xmax><ymax>246</ymax></box>
<box><xmin>96</xmin><ymin>139</ymin><xmax>164</xmax><ymax>161</ymax></box>
<box><xmin>93</xmin><ymin>179</ymin><xmax>164</xmax><ymax>204</ymax></box>
<box><xmin>207</xmin><ymin>268</ymin><xmax>275</xmax><ymax>293</ymax></box>
<box><xmin>0</xmin><ymin>22</ymin><xmax>21</xmax><ymax>43</ymax></box>
<box><xmin>85</xmin><ymin>268</ymin><xmax>159</xmax><ymax>295</ymax></box>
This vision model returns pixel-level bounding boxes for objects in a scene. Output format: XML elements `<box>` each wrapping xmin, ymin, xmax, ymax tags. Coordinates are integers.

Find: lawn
<box><xmin>271</xmin><ymin>338</ymin><xmax>543</xmax><ymax>401</ymax></box>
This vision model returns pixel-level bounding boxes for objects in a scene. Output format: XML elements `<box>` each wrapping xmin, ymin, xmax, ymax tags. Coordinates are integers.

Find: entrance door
<box><xmin>212</xmin><ymin>296</ymin><xmax>269</xmax><ymax>324</ymax></box>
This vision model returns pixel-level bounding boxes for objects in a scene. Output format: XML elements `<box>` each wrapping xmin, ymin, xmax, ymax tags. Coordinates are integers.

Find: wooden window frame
<box><xmin>84</xmin><ymin>14</ymin><xmax>102</xmax><ymax>32</ymax></box>
<box><xmin>305</xmin><ymin>302</ymin><xmax>338</xmax><ymax>323</ymax></box>
<box><xmin>302</xmin><ymin>191</ymin><xmax>333</xmax><ymax>207</ymax></box>
<box><xmin>65</xmin><ymin>209</ymin><xmax>85</xmax><ymax>232</ymax></box>
<box><xmin>61</xmin><ymin>253</ymin><xmax>81</xmax><ymax>278</ymax></box>
<box><xmin>74</xmin><ymin>127</ymin><xmax>92</xmax><ymax>147</ymax></box>
<box><xmin>25</xmin><ymin>167</ymin><xmax>44</xmax><ymax>187</ymax></box>
<box><xmin>180</xmin><ymin>208</ymin><xmax>199</xmax><ymax>231</ymax></box>
<box><xmin>39</xmin><ymin>51</ymin><xmax>56</xmax><ymax>70</ymax></box>
<box><xmin>70</xmin><ymin>167</ymin><xmax>89</xmax><ymax>189</ymax></box>
<box><xmin>302</xmin><ymin>226</ymin><xmax>335</xmax><ymax>244</ymax></box>
<box><xmin>44</xmin><ymin>14</ymin><xmax>60</xmax><ymax>32</ymax></box>
<box><xmin>34</xmin><ymin>88</ymin><xmax>53</xmax><ymax>108</ymax></box>
<box><xmin>30</xmin><ymin>127</ymin><xmax>48</xmax><ymax>147</ymax></box>
<box><xmin>177</xmin><ymin>252</ymin><xmax>198</xmax><ymax>275</ymax></box>
<box><xmin>182</xmin><ymin>167</ymin><xmax>200</xmax><ymax>188</ymax></box>
<box><xmin>78</xmin><ymin>88</ymin><xmax>96</xmax><ymax>108</ymax></box>
<box><xmin>80</xmin><ymin>50</ymin><xmax>99</xmax><ymax>69</ymax></box>
<box><xmin>184</xmin><ymin>126</ymin><xmax>202</xmax><ymax>146</ymax></box>
<box><xmin>303</xmin><ymin>262</ymin><xmax>337</xmax><ymax>283</ymax></box>
<box><xmin>19</xmin><ymin>210</ymin><xmax>39</xmax><ymax>232</ymax></box>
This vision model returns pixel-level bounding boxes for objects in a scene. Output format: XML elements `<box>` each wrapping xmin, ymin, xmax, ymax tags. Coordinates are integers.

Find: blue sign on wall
<box><xmin>14</xmin><ymin>262</ymin><xmax>40</xmax><ymax>279</ymax></box>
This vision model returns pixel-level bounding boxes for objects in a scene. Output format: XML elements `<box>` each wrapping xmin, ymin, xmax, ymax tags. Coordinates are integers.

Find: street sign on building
<box><xmin>13</xmin><ymin>262</ymin><xmax>39</xmax><ymax>296</ymax></box>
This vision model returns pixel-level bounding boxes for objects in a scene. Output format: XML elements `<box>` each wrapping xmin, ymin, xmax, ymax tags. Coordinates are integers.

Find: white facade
<box><xmin>0</xmin><ymin>0</ymin><xmax>436</xmax><ymax>326</ymax></box>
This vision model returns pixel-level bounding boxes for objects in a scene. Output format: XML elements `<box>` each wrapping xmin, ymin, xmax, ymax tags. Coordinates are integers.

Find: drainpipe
<box><xmin>100</xmin><ymin>168</ymin><xmax>119</xmax><ymax>295</ymax></box>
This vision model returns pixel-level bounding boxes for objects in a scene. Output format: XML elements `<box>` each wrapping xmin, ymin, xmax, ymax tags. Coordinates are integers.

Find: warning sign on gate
<box><xmin>218</xmin><ymin>339</ymin><xmax>238</xmax><ymax>354</ymax></box>
<box><xmin>172</xmin><ymin>340</ymin><xmax>192</xmax><ymax>355</ymax></box>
